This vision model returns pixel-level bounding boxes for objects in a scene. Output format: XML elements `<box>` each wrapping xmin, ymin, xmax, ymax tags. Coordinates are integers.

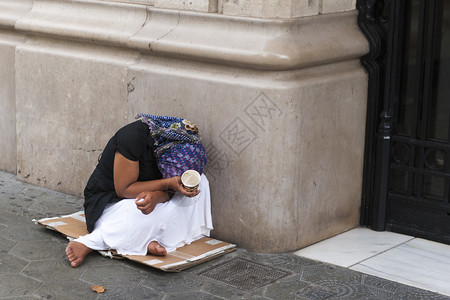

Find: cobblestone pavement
<box><xmin>1</xmin><ymin>170</ymin><xmax>449</xmax><ymax>300</ymax></box>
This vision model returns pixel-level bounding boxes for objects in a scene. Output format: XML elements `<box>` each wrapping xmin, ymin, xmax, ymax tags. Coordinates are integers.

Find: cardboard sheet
<box><xmin>34</xmin><ymin>211</ymin><xmax>236</xmax><ymax>272</ymax></box>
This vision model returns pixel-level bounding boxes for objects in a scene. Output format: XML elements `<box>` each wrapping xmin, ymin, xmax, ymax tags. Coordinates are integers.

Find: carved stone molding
<box><xmin>129</xmin><ymin>9</ymin><xmax>368</xmax><ymax>70</ymax></box>
<box><xmin>0</xmin><ymin>0</ymin><xmax>33</xmax><ymax>30</ymax></box>
<box><xmin>15</xmin><ymin>0</ymin><xmax>148</xmax><ymax>47</ymax></box>
<box><xmin>15</xmin><ymin>0</ymin><xmax>368</xmax><ymax>70</ymax></box>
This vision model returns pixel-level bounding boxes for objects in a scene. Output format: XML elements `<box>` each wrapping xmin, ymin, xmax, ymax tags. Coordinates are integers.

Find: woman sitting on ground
<box><xmin>65</xmin><ymin>115</ymin><xmax>211</xmax><ymax>268</ymax></box>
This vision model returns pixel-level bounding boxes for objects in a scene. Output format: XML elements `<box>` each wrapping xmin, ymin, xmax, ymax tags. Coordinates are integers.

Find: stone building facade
<box><xmin>0</xmin><ymin>0</ymin><xmax>368</xmax><ymax>252</ymax></box>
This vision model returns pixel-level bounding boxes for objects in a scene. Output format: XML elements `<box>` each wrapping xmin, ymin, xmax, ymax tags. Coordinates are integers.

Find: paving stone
<box><xmin>263</xmin><ymin>253</ymin><xmax>323</xmax><ymax>274</ymax></box>
<box><xmin>0</xmin><ymin>273</ymin><xmax>42</xmax><ymax>298</ymax></box>
<box><xmin>79</xmin><ymin>251</ymin><xmax>117</xmax><ymax>267</ymax></box>
<box><xmin>0</xmin><ymin>171</ymin><xmax>15</xmax><ymax>181</ymax></box>
<box><xmin>3</xmin><ymin>297</ymin><xmax>41</xmax><ymax>300</ymax></box>
<box><xmin>96</xmin><ymin>284</ymin><xmax>164</xmax><ymax>300</ymax></box>
<box><xmin>185</xmin><ymin>249</ymin><xmax>264</xmax><ymax>275</ymax></box>
<box><xmin>198</xmin><ymin>258</ymin><xmax>290</xmax><ymax>292</ymax></box>
<box><xmin>34</xmin><ymin>279</ymin><xmax>98</xmax><ymax>300</ymax></box>
<box><xmin>2</xmin><ymin>223</ymin><xmax>59</xmax><ymax>242</ymax></box>
<box><xmin>394</xmin><ymin>285</ymin><xmax>450</xmax><ymax>300</ymax></box>
<box><xmin>0</xmin><ymin>253</ymin><xmax>28</xmax><ymax>274</ymax></box>
<box><xmin>209</xmin><ymin>250</ymin><xmax>316</xmax><ymax>276</ymax></box>
<box><xmin>201</xmin><ymin>281</ymin><xmax>250</xmax><ymax>299</ymax></box>
<box><xmin>295</xmin><ymin>284</ymin><xmax>338</xmax><ymax>300</ymax></box>
<box><xmin>233</xmin><ymin>295</ymin><xmax>272</xmax><ymax>300</ymax></box>
<box><xmin>22</xmin><ymin>258</ymin><xmax>86</xmax><ymax>282</ymax></box>
<box><xmin>22</xmin><ymin>209</ymin><xmax>51</xmax><ymax>221</ymax></box>
<box><xmin>300</xmin><ymin>264</ymin><xmax>362</xmax><ymax>285</ymax></box>
<box><xmin>0</xmin><ymin>211</ymin><xmax>31</xmax><ymax>226</ymax></box>
<box><xmin>184</xmin><ymin>250</ymin><xmax>242</xmax><ymax>275</ymax></box>
<box><xmin>0</xmin><ymin>179</ymin><xmax>28</xmax><ymax>196</ymax></box>
<box><xmin>27</xmin><ymin>199</ymin><xmax>83</xmax><ymax>217</ymax></box>
<box><xmin>141</xmin><ymin>271</ymin><xmax>205</xmax><ymax>294</ymax></box>
<box><xmin>19</xmin><ymin>185</ymin><xmax>66</xmax><ymax>199</ymax></box>
<box><xmin>81</xmin><ymin>263</ymin><xmax>145</xmax><ymax>286</ymax></box>
<box><xmin>164</xmin><ymin>291</ymin><xmax>224</xmax><ymax>300</ymax></box>
<box><xmin>0</xmin><ymin>236</ymin><xmax>17</xmax><ymax>253</ymax></box>
<box><xmin>263</xmin><ymin>275</ymin><xmax>310</xmax><ymax>300</ymax></box>
<box><xmin>361</xmin><ymin>274</ymin><xmax>399</xmax><ymax>293</ymax></box>
<box><xmin>19</xmin><ymin>186</ymin><xmax>84</xmax><ymax>216</ymax></box>
<box><xmin>314</xmin><ymin>281</ymin><xmax>393</xmax><ymax>300</ymax></box>
<box><xmin>9</xmin><ymin>239</ymin><xmax>66</xmax><ymax>261</ymax></box>
<box><xmin>0</xmin><ymin>194</ymin><xmax>35</xmax><ymax>215</ymax></box>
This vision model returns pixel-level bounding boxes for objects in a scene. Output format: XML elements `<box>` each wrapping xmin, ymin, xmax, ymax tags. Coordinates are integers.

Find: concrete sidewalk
<box><xmin>1</xmin><ymin>170</ymin><xmax>449</xmax><ymax>300</ymax></box>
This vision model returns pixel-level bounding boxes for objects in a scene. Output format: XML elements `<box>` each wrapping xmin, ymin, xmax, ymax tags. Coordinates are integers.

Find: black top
<box><xmin>83</xmin><ymin>121</ymin><xmax>162</xmax><ymax>232</ymax></box>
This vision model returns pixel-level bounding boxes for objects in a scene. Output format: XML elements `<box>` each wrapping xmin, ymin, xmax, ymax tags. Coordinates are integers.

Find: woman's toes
<box><xmin>65</xmin><ymin>241</ymin><xmax>92</xmax><ymax>268</ymax></box>
<box><xmin>148</xmin><ymin>241</ymin><xmax>167</xmax><ymax>256</ymax></box>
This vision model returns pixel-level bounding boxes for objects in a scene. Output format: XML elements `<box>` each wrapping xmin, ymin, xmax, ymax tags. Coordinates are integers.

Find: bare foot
<box><xmin>147</xmin><ymin>241</ymin><xmax>167</xmax><ymax>256</ymax></box>
<box><xmin>65</xmin><ymin>241</ymin><xmax>93</xmax><ymax>268</ymax></box>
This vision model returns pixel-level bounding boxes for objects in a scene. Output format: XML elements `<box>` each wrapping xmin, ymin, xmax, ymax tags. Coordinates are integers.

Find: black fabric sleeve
<box><xmin>115</xmin><ymin>122</ymin><xmax>146</xmax><ymax>161</ymax></box>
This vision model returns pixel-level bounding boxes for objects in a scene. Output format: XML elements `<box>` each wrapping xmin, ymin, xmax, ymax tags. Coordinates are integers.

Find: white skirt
<box><xmin>75</xmin><ymin>174</ymin><xmax>213</xmax><ymax>255</ymax></box>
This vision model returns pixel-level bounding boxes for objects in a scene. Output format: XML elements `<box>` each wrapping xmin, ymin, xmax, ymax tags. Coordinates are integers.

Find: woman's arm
<box><xmin>113</xmin><ymin>152</ymin><xmax>199</xmax><ymax>199</ymax></box>
<box><xmin>113</xmin><ymin>152</ymin><xmax>170</xmax><ymax>199</ymax></box>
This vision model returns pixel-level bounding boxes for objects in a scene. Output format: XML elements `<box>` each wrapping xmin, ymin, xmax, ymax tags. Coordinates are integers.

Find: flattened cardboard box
<box><xmin>34</xmin><ymin>211</ymin><xmax>236</xmax><ymax>272</ymax></box>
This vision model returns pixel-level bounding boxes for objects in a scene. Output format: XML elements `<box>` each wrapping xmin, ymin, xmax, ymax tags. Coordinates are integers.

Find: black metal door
<box><xmin>388</xmin><ymin>0</ymin><xmax>450</xmax><ymax>242</ymax></box>
<box><xmin>358</xmin><ymin>0</ymin><xmax>450</xmax><ymax>243</ymax></box>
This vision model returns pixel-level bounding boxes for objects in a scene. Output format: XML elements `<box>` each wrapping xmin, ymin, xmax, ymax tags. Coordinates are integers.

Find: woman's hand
<box><xmin>168</xmin><ymin>176</ymin><xmax>200</xmax><ymax>198</ymax></box>
<box><xmin>135</xmin><ymin>191</ymin><xmax>159</xmax><ymax>215</ymax></box>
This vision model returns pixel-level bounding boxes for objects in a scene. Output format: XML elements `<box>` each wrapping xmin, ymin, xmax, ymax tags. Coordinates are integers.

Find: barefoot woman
<box><xmin>65</xmin><ymin>116</ymin><xmax>212</xmax><ymax>267</ymax></box>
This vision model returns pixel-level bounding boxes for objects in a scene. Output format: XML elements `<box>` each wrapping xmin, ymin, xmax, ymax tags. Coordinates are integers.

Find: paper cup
<box><xmin>181</xmin><ymin>170</ymin><xmax>201</xmax><ymax>192</ymax></box>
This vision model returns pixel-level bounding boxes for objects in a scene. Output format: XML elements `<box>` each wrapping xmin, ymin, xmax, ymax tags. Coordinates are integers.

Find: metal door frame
<box><xmin>357</xmin><ymin>0</ymin><xmax>405</xmax><ymax>230</ymax></box>
<box><xmin>358</xmin><ymin>0</ymin><xmax>450</xmax><ymax>242</ymax></box>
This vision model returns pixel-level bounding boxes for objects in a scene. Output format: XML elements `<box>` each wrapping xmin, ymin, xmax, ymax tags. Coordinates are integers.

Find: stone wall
<box><xmin>0</xmin><ymin>0</ymin><xmax>368</xmax><ymax>252</ymax></box>
<box><xmin>144</xmin><ymin>0</ymin><xmax>356</xmax><ymax>17</ymax></box>
<box><xmin>0</xmin><ymin>0</ymin><xmax>33</xmax><ymax>174</ymax></box>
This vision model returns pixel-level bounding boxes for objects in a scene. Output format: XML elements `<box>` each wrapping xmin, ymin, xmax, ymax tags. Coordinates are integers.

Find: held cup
<box><xmin>181</xmin><ymin>170</ymin><xmax>201</xmax><ymax>192</ymax></box>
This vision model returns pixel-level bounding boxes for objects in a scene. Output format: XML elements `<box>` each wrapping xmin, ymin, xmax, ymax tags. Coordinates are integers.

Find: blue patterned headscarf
<box><xmin>135</xmin><ymin>113</ymin><xmax>207</xmax><ymax>178</ymax></box>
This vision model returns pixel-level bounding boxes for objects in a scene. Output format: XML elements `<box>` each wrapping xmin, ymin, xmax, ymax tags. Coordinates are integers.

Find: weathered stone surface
<box><xmin>35</xmin><ymin>280</ymin><xmax>98</xmax><ymax>300</ymax></box>
<box><xmin>0</xmin><ymin>211</ymin><xmax>30</xmax><ymax>226</ymax></box>
<box><xmin>0</xmin><ymin>0</ymin><xmax>33</xmax><ymax>29</ymax></box>
<box><xmin>22</xmin><ymin>259</ymin><xmax>85</xmax><ymax>281</ymax></box>
<box><xmin>0</xmin><ymin>32</ymin><xmax>26</xmax><ymax>174</ymax></box>
<box><xmin>0</xmin><ymin>194</ymin><xmax>34</xmax><ymax>215</ymax></box>
<box><xmin>0</xmin><ymin>274</ymin><xmax>41</xmax><ymax>298</ymax></box>
<box><xmin>164</xmin><ymin>291</ymin><xmax>224</xmax><ymax>300</ymax></box>
<box><xmin>263</xmin><ymin>275</ymin><xmax>310</xmax><ymax>300</ymax></box>
<box><xmin>154</xmin><ymin>0</ymin><xmax>217</xmax><ymax>12</ymax></box>
<box><xmin>0</xmin><ymin>253</ymin><xmax>27</xmax><ymax>274</ymax></box>
<box><xmin>0</xmin><ymin>0</ymin><xmax>31</xmax><ymax>174</ymax></box>
<box><xmin>9</xmin><ymin>239</ymin><xmax>66</xmax><ymax>260</ymax></box>
<box><xmin>15</xmin><ymin>39</ymin><xmax>140</xmax><ymax>196</ymax></box>
<box><xmin>81</xmin><ymin>264</ymin><xmax>146</xmax><ymax>285</ymax></box>
<box><xmin>222</xmin><ymin>0</ymin><xmax>320</xmax><ymax>18</ymax></box>
<box><xmin>202</xmin><ymin>281</ymin><xmax>249</xmax><ymax>299</ymax></box>
<box><xmin>141</xmin><ymin>271</ymin><xmax>205</xmax><ymax>293</ymax></box>
<box><xmin>0</xmin><ymin>178</ymin><xmax>27</xmax><ymax>196</ymax></box>
<box><xmin>128</xmin><ymin>9</ymin><xmax>367</xmax><ymax>70</ymax></box>
<box><xmin>0</xmin><ymin>237</ymin><xmax>16</xmax><ymax>253</ymax></box>
<box><xmin>2</xmin><ymin>223</ymin><xmax>56</xmax><ymax>242</ymax></box>
<box><xmin>301</xmin><ymin>264</ymin><xmax>362</xmax><ymax>284</ymax></box>
<box><xmin>222</xmin><ymin>0</ymin><xmax>356</xmax><ymax>18</ymax></box>
<box><xmin>15</xmin><ymin>0</ymin><xmax>147</xmax><ymax>47</ymax></box>
<box><xmin>96</xmin><ymin>285</ymin><xmax>164</xmax><ymax>300</ymax></box>
<box><xmin>320</xmin><ymin>0</ymin><xmax>356</xmax><ymax>14</ymax></box>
